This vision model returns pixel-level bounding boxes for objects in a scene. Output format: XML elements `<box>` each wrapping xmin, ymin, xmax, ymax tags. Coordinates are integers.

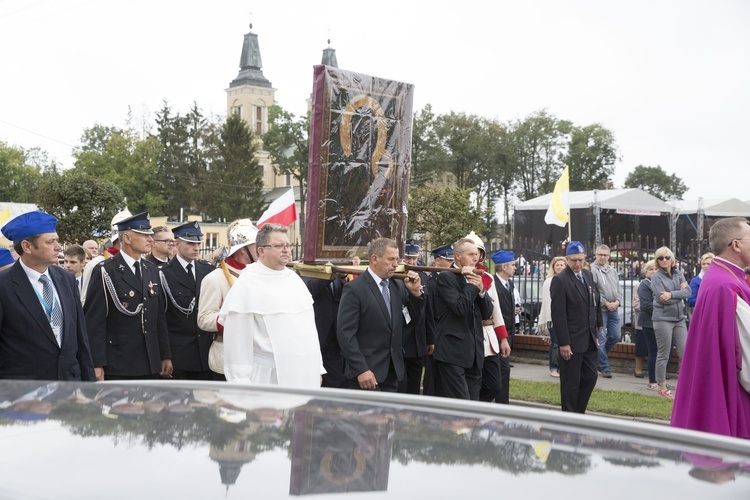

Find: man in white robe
<box><xmin>220</xmin><ymin>224</ymin><xmax>324</xmax><ymax>387</ymax></box>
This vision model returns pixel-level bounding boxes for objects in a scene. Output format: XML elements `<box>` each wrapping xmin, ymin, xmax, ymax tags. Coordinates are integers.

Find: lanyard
<box><xmin>32</xmin><ymin>285</ymin><xmax>55</xmax><ymax>321</ymax></box>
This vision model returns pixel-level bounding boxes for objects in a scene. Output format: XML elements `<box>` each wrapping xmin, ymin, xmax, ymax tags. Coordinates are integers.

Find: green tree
<box><xmin>37</xmin><ymin>169</ymin><xmax>123</xmax><ymax>244</ymax></box>
<box><xmin>262</xmin><ymin>105</ymin><xmax>309</xmax><ymax>241</ymax></box>
<box><xmin>155</xmin><ymin>101</ymin><xmax>191</xmax><ymax>217</ymax></box>
<box><xmin>565</xmin><ymin>123</ymin><xmax>619</xmax><ymax>190</ymax></box>
<box><xmin>510</xmin><ymin>110</ymin><xmax>571</xmax><ymax>200</ymax></box>
<box><xmin>410</xmin><ymin>104</ymin><xmax>441</xmax><ymax>184</ymax></box>
<box><xmin>0</xmin><ymin>141</ymin><xmax>49</xmax><ymax>202</ymax></box>
<box><xmin>432</xmin><ymin>112</ymin><xmax>488</xmax><ymax>190</ymax></box>
<box><xmin>623</xmin><ymin>165</ymin><xmax>688</xmax><ymax>200</ymax></box>
<box><xmin>73</xmin><ymin>125</ymin><xmax>165</xmax><ymax>214</ymax></box>
<box><xmin>206</xmin><ymin>113</ymin><xmax>265</xmax><ymax>220</ymax></box>
<box><xmin>408</xmin><ymin>187</ymin><xmax>487</xmax><ymax>246</ymax></box>
<box><xmin>481</xmin><ymin>118</ymin><xmax>517</xmax><ymax>234</ymax></box>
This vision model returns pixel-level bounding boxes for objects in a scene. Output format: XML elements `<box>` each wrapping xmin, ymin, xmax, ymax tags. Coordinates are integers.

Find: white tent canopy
<box><xmin>667</xmin><ymin>198</ymin><xmax>750</xmax><ymax>217</ymax></box>
<box><xmin>514</xmin><ymin>189</ymin><xmax>672</xmax><ymax>215</ymax></box>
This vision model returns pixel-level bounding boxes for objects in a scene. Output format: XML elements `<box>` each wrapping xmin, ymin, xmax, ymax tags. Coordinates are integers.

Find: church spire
<box><xmin>229</xmin><ymin>23</ymin><xmax>272</xmax><ymax>88</ymax></box>
<box><xmin>321</xmin><ymin>37</ymin><xmax>338</xmax><ymax>68</ymax></box>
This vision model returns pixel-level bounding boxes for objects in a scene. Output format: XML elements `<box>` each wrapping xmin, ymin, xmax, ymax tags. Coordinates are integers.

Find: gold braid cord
<box><xmin>340</xmin><ymin>95</ymin><xmax>394</xmax><ymax>180</ymax></box>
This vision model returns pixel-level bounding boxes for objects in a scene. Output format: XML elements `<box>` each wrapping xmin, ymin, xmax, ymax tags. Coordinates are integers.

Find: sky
<box><xmin>1</xmin><ymin>0</ymin><xmax>748</xmax><ymax>202</ymax></box>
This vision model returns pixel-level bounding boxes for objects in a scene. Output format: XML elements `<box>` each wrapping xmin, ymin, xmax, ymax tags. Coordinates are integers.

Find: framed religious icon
<box><xmin>304</xmin><ymin>65</ymin><xmax>415</xmax><ymax>263</ymax></box>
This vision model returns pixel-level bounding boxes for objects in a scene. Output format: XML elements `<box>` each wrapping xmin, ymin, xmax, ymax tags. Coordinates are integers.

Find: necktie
<box><xmin>576</xmin><ymin>273</ymin><xmax>585</xmax><ymax>285</ymax></box>
<box><xmin>133</xmin><ymin>261</ymin><xmax>142</xmax><ymax>283</ymax></box>
<box><xmin>380</xmin><ymin>279</ymin><xmax>392</xmax><ymax>319</ymax></box>
<box><xmin>186</xmin><ymin>263</ymin><xmax>195</xmax><ymax>283</ymax></box>
<box><xmin>39</xmin><ymin>275</ymin><xmax>63</xmax><ymax>345</ymax></box>
<box><xmin>505</xmin><ymin>281</ymin><xmax>511</xmax><ymax>293</ymax></box>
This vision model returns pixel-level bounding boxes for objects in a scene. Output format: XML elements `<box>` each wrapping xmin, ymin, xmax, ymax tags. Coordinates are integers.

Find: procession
<box><xmin>2</xmin><ymin>10</ymin><xmax>750</xmax><ymax>497</ymax></box>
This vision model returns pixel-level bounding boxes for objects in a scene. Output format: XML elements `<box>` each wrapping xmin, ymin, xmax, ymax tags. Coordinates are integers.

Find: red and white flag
<box><xmin>256</xmin><ymin>188</ymin><xmax>297</xmax><ymax>228</ymax></box>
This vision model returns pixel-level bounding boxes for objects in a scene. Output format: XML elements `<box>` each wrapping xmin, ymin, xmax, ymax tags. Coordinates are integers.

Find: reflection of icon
<box><xmin>290</xmin><ymin>410</ymin><xmax>393</xmax><ymax>495</ymax></box>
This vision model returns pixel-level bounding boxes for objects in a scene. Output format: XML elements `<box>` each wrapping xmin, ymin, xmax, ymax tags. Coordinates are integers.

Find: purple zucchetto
<box><xmin>566</xmin><ymin>241</ymin><xmax>586</xmax><ymax>255</ymax></box>
<box><xmin>0</xmin><ymin>211</ymin><xmax>57</xmax><ymax>242</ymax></box>
<box><xmin>491</xmin><ymin>250</ymin><xmax>515</xmax><ymax>265</ymax></box>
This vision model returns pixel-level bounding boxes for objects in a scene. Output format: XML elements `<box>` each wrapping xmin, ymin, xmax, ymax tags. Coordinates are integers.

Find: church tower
<box><xmin>226</xmin><ymin>23</ymin><xmax>276</xmax><ymax>190</ymax></box>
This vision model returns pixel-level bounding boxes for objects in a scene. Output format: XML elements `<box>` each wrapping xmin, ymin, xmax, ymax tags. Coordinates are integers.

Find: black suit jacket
<box><xmin>304</xmin><ymin>275</ymin><xmax>347</xmax><ymax>388</ymax></box>
<box><xmin>401</xmin><ymin>270</ymin><xmax>434</xmax><ymax>358</ymax></box>
<box><xmin>494</xmin><ymin>274</ymin><xmax>517</xmax><ymax>337</ymax></box>
<box><xmin>145</xmin><ymin>254</ymin><xmax>169</xmax><ymax>270</ymax></box>
<box><xmin>84</xmin><ymin>252</ymin><xmax>171</xmax><ymax>376</ymax></box>
<box><xmin>337</xmin><ymin>271</ymin><xmax>425</xmax><ymax>383</ymax></box>
<box><xmin>0</xmin><ymin>262</ymin><xmax>95</xmax><ymax>381</ymax></box>
<box><xmin>550</xmin><ymin>267</ymin><xmax>602</xmax><ymax>352</ymax></box>
<box><xmin>160</xmin><ymin>258</ymin><xmax>214</xmax><ymax>372</ymax></box>
<box><xmin>433</xmin><ymin>269</ymin><xmax>493</xmax><ymax>370</ymax></box>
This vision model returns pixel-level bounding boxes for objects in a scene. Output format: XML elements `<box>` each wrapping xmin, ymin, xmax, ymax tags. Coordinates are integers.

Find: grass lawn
<box><xmin>509</xmin><ymin>379</ymin><xmax>673</xmax><ymax>421</ymax></box>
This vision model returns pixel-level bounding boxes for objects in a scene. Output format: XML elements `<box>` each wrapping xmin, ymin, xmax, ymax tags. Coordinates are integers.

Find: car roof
<box><xmin>1</xmin><ymin>380</ymin><xmax>749</xmax><ymax>498</ymax></box>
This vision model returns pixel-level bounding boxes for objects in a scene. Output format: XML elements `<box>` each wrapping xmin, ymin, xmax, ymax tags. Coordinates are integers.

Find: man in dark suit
<box><xmin>145</xmin><ymin>225</ymin><xmax>172</xmax><ymax>270</ymax></box>
<box><xmin>422</xmin><ymin>243</ymin><xmax>454</xmax><ymax>396</ymax></box>
<box><xmin>337</xmin><ymin>238</ymin><xmax>426</xmax><ymax>392</ymax></box>
<box><xmin>433</xmin><ymin>238</ymin><xmax>493</xmax><ymax>400</ymax></box>
<box><xmin>0</xmin><ymin>211</ymin><xmax>95</xmax><ymax>381</ymax></box>
<box><xmin>491</xmin><ymin>249</ymin><xmax>520</xmax><ymax>404</ymax></box>
<box><xmin>303</xmin><ymin>274</ymin><xmax>348</xmax><ymax>388</ymax></box>
<box><xmin>550</xmin><ymin>241</ymin><xmax>602</xmax><ymax>413</ymax></box>
<box><xmin>398</xmin><ymin>242</ymin><xmax>435</xmax><ymax>394</ymax></box>
<box><xmin>159</xmin><ymin>221</ymin><xmax>215</xmax><ymax>380</ymax></box>
<box><xmin>84</xmin><ymin>211</ymin><xmax>172</xmax><ymax>381</ymax></box>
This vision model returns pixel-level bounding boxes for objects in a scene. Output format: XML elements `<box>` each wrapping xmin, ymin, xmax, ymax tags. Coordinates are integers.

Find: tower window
<box><xmin>232</xmin><ymin>105</ymin><xmax>242</xmax><ymax>118</ymax></box>
<box><xmin>256</xmin><ymin>107</ymin><xmax>263</xmax><ymax>134</ymax></box>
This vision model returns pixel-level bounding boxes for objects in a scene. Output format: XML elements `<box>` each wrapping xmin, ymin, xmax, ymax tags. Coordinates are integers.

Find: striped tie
<box><xmin>39</xmin><ymin>274</ymin><xmax>63</xmax><ymax>345</ymax></box>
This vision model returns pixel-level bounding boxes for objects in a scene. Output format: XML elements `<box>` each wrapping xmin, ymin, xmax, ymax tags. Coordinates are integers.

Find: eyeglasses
<box><xmin>567</xmin><ymin>258</ymin><xmax>585</xmax><ymax>263</ymax></box>
<box><xmin>260</xmin><ymin>243</ymin><xmax>292</xmax><ymax>250</ymax></box>
<box><xmin>657</xmin><ymin>255</ymin><xmax>672</xmax><ymax>261</ymax></box>
<box><xmin>595</xmin><ymin>253</ymin><xmax>609</xmax><ymax>257</ymax></box>
<box><xmin>154</xmin><ymin>239</ymin><xmax>175</xmax><ymax>245</ymax></box>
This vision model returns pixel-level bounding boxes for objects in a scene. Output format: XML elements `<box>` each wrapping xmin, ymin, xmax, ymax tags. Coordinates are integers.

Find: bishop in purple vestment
<box><xmin>671</xmin><ymin>217</ymin><xmax>750</xmax><ymax>439</ymax></box>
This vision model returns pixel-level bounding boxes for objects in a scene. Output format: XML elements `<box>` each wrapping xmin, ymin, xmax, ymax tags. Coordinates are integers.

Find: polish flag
<box><xmin>257</xmin><ymin>188</ymin><xmax>297</xmax><ymax>228</ymax></box>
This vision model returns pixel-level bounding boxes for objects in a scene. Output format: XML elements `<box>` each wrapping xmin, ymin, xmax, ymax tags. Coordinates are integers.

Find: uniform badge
<box><xmin>121</xmin><ymin>302</ymin><xmax>129</xmax><ymax>308</ymax></box>
<box><xmin>129</xmin><ymin>290</ymin><xmax>135</xmax><ymax>297</ymax></box>
<box><xmin>148</xmin><ymin>281</ymin><xmax>156</xmax><ymax>295</ymax></box>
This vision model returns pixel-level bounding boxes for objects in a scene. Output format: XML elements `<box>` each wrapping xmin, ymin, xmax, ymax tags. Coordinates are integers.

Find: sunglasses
<box><xmin>657</xmin><ymin>255</ymin><xmax>672</xmax><ymax>261</ymax></box>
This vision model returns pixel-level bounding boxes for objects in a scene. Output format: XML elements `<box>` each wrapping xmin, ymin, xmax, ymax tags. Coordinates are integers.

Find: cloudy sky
<box><xmin>1</xmin><ymin>0</ymin><xmax>748</xmax><ymax>201</ymax></box>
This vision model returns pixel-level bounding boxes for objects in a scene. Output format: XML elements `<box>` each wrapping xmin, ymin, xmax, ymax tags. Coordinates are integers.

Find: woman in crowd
<box><xmin>687</xmin><ymin>252</ymin><xmax>715</xmax><ymax>308</ymax></box>
<box><xmin>637</xmin><ymin>260</ymin><xmax>659</xmax><ymax>390</ymax></box>
<box><xmin>537</xmin><ymin>256</ymin><xmax>567</xmax><ymax>377</ymax></box>
<box><xmin>651</xmin><ymin>247</ymin><xmax>690</xmax><ymax>398</ymax></box>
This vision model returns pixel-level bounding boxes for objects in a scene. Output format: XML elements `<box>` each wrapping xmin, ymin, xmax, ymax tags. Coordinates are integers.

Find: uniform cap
<box><xmin>431</xmin><ymin>244</ymin><xmax>454</xmax><ymax>260</ymax></box>
<box><xmin>404</xmin><ymin>244</ymin><xmax>420</xmax><ymax>257</ymax></box>
<box><xmin>115</xmin><ymin>211</ymin><xmax>153</xmax><ymax>235</ymax></box>
<box><xmin>172</xmin><ymin>221</ymin><xmax>203</xmax><ymax>242</ymax></box>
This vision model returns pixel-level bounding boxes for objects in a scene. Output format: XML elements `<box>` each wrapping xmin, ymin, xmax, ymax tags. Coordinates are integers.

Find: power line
<box><xmin>0</xmin><ymin>118</ymin><xmax>76</xmax><ymax>148</ymax></box>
